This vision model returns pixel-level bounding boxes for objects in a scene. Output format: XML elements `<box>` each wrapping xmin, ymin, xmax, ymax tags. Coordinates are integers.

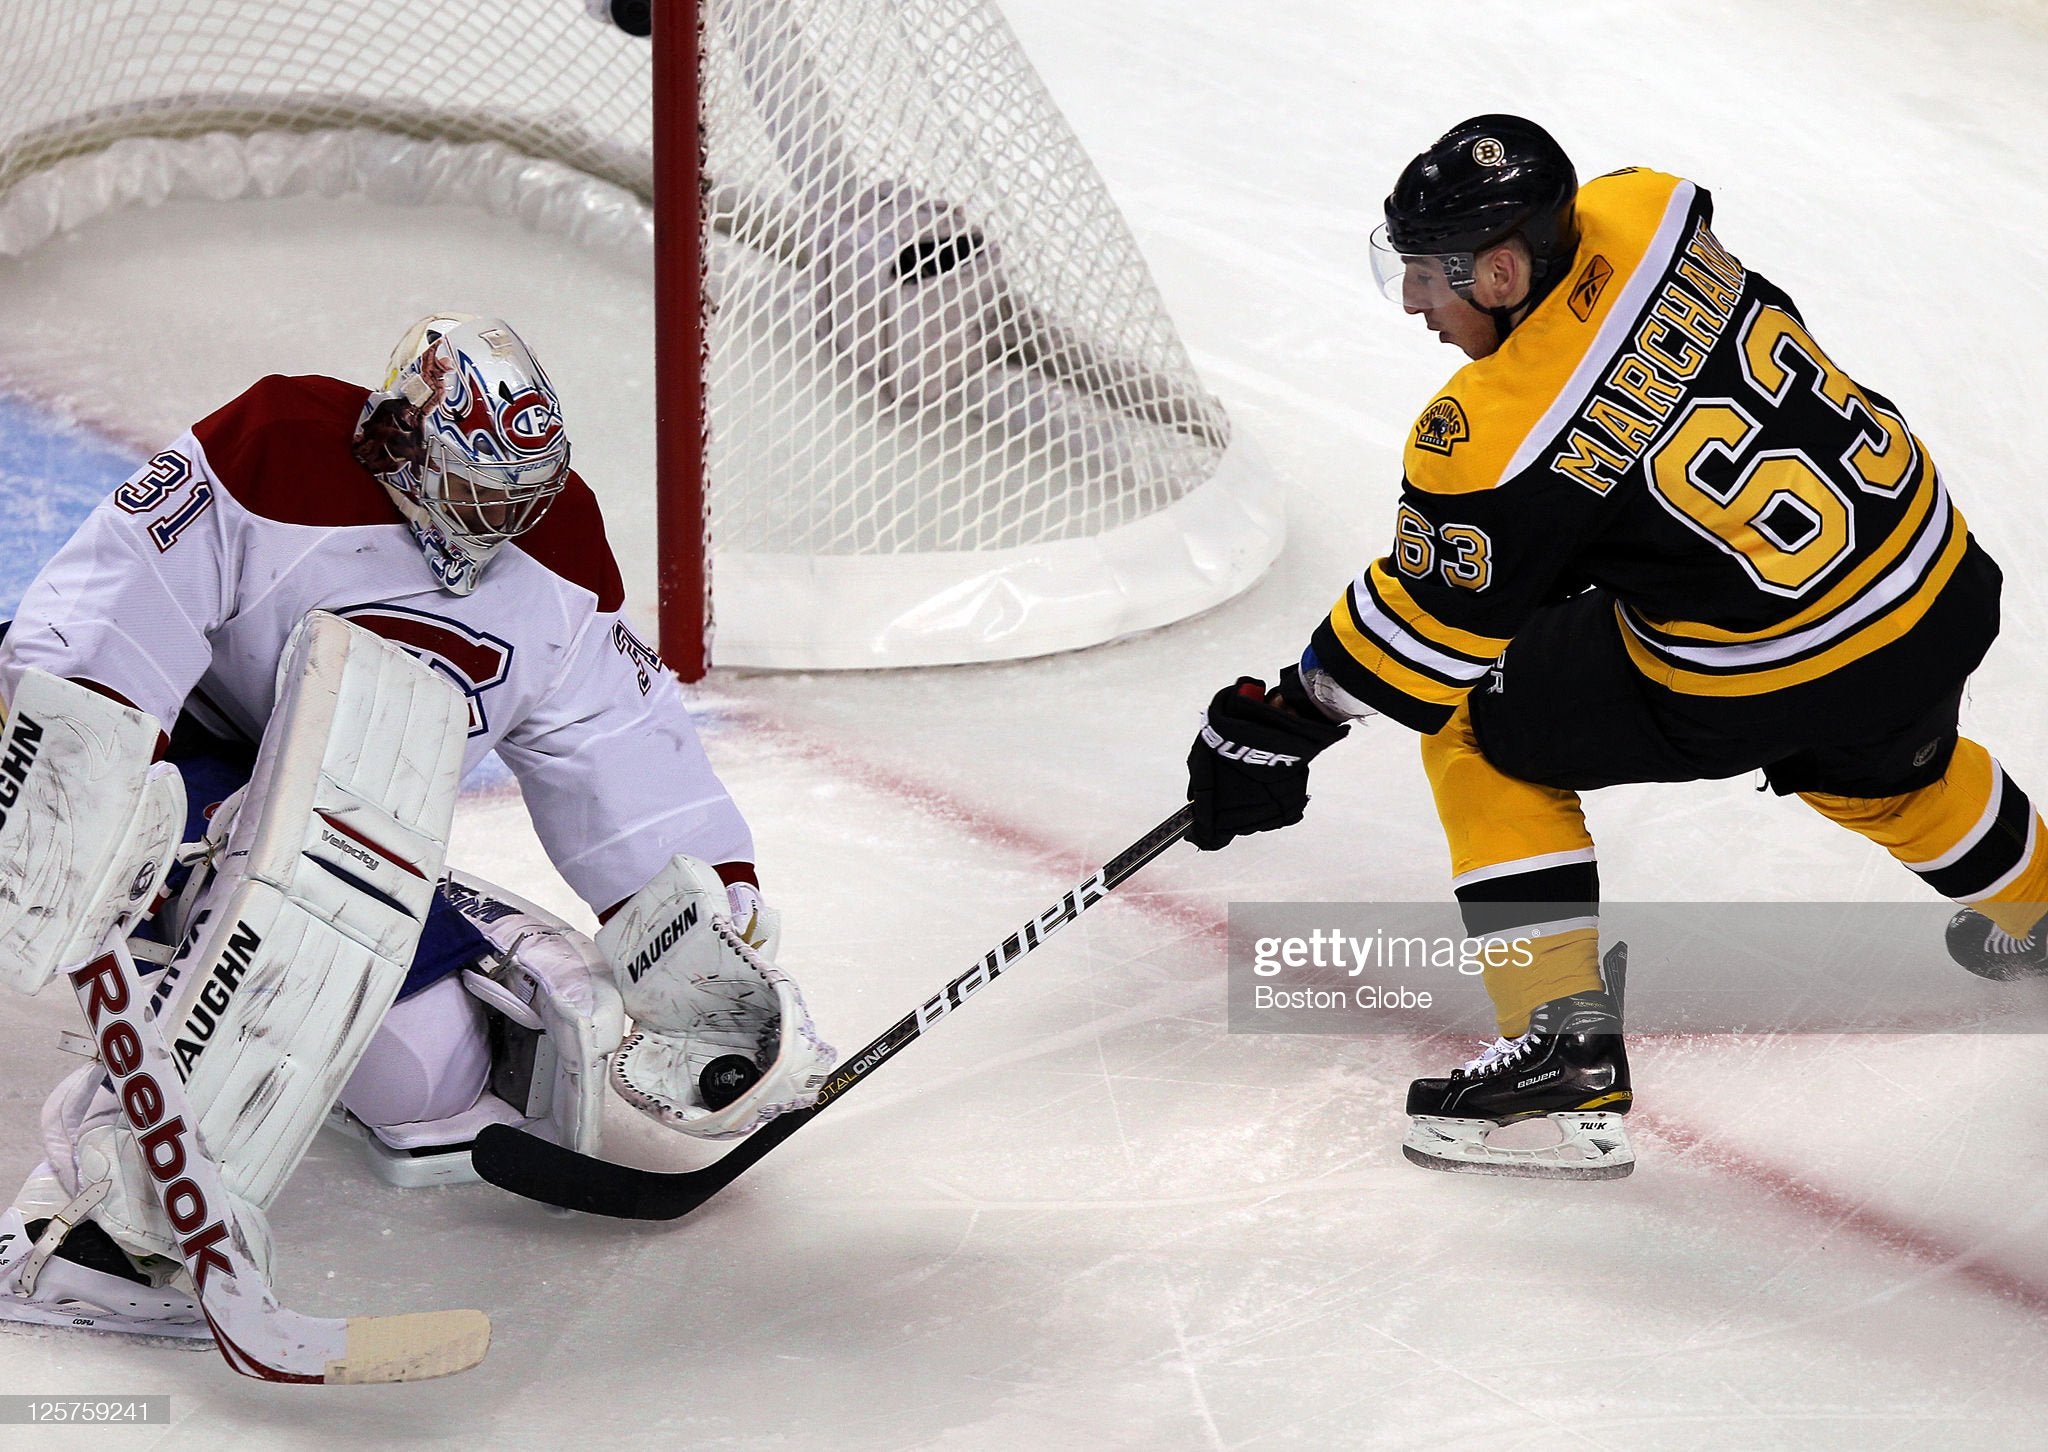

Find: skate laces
<box><xmin>1459</xmin><ymin>1032</ymin><xmax>1536</xmax><ymax>1077</ymax></box>
<box><xmin>1986</xmin><ymin>926</ymin><xmax>2036</xmax><ymax>955</ymax></box>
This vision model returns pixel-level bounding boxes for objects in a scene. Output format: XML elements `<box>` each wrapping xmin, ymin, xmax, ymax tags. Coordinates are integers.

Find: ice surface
<box><xmin>4</xmin><ymin>0</ymin><xmax>2048</xmax><ymax>1446</ymax></box>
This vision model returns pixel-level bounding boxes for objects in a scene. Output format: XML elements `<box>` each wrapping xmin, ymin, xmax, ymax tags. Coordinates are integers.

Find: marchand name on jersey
<box><xmin>1548</xmin><ymin>220</ymin><xmax>1747</xmax><ymax>496</ymax></box>
<box><xmin>172</xmin><ymin>920</ymin><xmax>264</xmax><ymax>1078</ymax></box>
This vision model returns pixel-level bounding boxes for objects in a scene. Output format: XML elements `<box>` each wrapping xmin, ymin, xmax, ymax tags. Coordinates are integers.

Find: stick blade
<box><xmin>473</xmin><ymin>1124</ymin><xmax>707</xmax><ymax>1219</ymax></box>
<box><xmin>324</xmin><ymin>1309</ymin><xmax>491</xmax><ymax>1384</ymax></box>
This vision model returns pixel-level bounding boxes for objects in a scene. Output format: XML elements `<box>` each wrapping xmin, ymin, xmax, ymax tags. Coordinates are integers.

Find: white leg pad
<box><xmin>137</xmin><ymin>612</ymin><xmax>466</xmax><ymax>1219</ymax></box>
<box><xmin>0</xmin><ymin>670</ymin><xmax>184</xmax><ymax>995</ymax></box>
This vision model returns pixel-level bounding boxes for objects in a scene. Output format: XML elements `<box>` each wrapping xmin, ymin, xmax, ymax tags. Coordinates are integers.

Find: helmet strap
<box><xmin>1480</xmin><ymin>300</ymin><xmax>1527</xmax><ymax>344</ymax></box>
<box><xmin>1464</xmin><ymin>247</ymin><xmax>1571</xmax><ymax>346</ymax></box>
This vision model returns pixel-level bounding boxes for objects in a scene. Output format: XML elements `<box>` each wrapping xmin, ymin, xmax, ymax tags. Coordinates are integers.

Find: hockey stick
<box><xmin>62</xmin><ymin>934</ymin><xmax>490</xmax><ymax>1383</ymax></box>
<box><xmin>472</xmin><ymin>805</ymin><xmax>1195</xmax><ymax>1220</ymax></box>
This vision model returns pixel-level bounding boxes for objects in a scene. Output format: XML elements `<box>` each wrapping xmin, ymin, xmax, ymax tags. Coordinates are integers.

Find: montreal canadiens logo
<box><xmin>337</xmin><ymin>604</ymin><xmax>514</xmax><ymax>737</ymax></box>
<box><xmin>435</xmin><ymin>354</ymin><xmax>564</xmax><ymax>462</ymax></box>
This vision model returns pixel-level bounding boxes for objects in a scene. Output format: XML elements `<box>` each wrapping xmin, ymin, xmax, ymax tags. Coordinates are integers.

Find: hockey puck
<box><xmin>698</xmin><ymin>1055</ymin><xmax>761</xmax><ymax>1111</ymax></box>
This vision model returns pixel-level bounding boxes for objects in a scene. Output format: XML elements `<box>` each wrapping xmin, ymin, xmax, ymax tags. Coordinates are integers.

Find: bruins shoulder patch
<box><xmin>1414</xmin><ymin>396</ymin><xmax>1471</xmax><ymax>456</ymax></box>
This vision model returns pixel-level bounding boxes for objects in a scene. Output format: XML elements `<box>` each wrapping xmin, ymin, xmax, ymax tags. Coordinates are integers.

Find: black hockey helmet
<box><xmin>1371</xmin><ymin>115</ymin><xmax>1580</xmax><ymax>317</ymax></box>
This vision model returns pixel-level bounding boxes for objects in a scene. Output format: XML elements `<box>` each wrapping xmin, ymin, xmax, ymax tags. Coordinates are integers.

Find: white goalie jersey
<box><xmin>0</xmin><ymin>373</ymin><xmax>752</xmax><ymax>911</ymax></box>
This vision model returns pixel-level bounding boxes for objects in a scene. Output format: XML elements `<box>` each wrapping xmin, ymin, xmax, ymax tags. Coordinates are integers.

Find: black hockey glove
<box><xmin>1186</xmin><ymin>670</ymin><xmax>1349</xmax><ymax>851</ymax></box>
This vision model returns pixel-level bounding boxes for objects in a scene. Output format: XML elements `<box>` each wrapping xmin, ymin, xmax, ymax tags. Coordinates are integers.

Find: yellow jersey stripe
<box><xmin>1365</xmin><ymin>561</ymin><xmax>1513</xmax><ymax>662</ymax></box>
<box><xmin>1618</xmin><ymin>512</ymin><xmax>1969</xmax><ymax>696</ymax></box>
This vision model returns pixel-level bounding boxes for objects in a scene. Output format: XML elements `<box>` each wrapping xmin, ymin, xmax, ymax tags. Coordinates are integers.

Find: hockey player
<box><xmin>1184</xmin><ymin>115</ymin><xmax>2048</xmax><ymax>1179</ymax></box>
<box><xmin>0</xmin><ymin>316</ymin><xmax>835</xmax><ymax>1339</ymax></box>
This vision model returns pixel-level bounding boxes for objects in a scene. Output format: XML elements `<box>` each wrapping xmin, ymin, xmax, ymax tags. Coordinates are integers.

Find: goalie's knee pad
<box><xmin>599</xmin><ymin>854</ymin><xmax>835</xmax><ymax>1141</ymax></box>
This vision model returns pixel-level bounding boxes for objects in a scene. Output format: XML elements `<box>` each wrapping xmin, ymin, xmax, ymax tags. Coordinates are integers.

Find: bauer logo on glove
<box><xmin>1184</xmin><ymin>669</ymin><xmax>1349</xmax><ymax>852</ymax></box>
<box><xmin>595</xmin><ymin>855</ymin><xmax>835</xmax><ymax>1140</ymax></box>
<box><xmin>1197</xmin><ymin>720</ymin><xmax>1303</xmax><ymax>769</ymax></box>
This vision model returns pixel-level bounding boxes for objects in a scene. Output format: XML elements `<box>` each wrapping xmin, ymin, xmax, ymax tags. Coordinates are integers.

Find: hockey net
<box><xmin>0</xmin><ymin>0</ymin><xmax>1280</xmax><ymax>671</ymax></box>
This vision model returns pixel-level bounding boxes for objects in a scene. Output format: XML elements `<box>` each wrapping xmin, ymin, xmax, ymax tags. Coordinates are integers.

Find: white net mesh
<box><xmin>0</xmin><ymin>0</ymin><xmax>1280</xmax><ymax>667</ymax></box>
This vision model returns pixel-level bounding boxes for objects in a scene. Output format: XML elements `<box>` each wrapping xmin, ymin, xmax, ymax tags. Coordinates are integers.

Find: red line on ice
<box><xmin>718</xmin><ymin>701</ymin><xmax>2048</xmax><ymax>1312</ymax></box>
<box><xmin>1632</xmin><ymin>1109</ymin><xmax>2048</xmax><ymax>1316</ymax></box>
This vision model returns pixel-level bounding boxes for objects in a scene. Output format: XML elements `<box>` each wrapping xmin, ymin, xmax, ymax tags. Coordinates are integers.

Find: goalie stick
<box><xmin>63</xmin><ymin>933</ymin><xmax>490</xmax><ymax>1383</ymax></box>
<box><xmin>472</xmin><ymin>805</ymin><xmax>1195</xmax><ymax>1220</ymax></box>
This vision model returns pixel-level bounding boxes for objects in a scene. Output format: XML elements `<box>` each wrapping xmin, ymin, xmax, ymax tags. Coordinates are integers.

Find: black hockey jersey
<box><xmin>1310</xmin><ymin>167</ymin><xmax>1997</xmax><ymax>733</ymax></box>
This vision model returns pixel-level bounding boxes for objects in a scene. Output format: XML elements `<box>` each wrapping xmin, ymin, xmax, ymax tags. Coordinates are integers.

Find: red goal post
<box><xmin>0</xmin><ymin>0</ymin><xmax>1282</xmax><ymax>680</ymax></box>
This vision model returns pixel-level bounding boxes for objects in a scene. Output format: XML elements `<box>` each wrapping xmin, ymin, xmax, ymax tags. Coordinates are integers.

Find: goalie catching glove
<box><xmin>597</xmin><ymin>855</ymin><xmax>833</xmax><ymax>1140</ymax></box>
<box><xmin>1186</xmin><ymin>668</ymin><xmax>1349</xmax><ymax>851</ymax></box>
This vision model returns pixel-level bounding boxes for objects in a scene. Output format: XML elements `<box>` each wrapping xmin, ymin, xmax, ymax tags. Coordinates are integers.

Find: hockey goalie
<box><xmin>0</xmin><ymin>316</ymin><xmax>834</xmax><ymax>1345</ymax></box>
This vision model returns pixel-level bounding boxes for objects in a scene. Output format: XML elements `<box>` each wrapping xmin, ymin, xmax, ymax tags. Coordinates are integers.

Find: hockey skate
<box><xmin>0</xmin><ymin>1182</ymin><xmax>210</xmax><ymax>1344</ymax></box>
<box><xmin>1403</xmin><ymin>987</ymin><xmax>1634</xmax><ymax>1181</ymax></box>
<box><xmin>1945</xmin><ymin>908</ymin><xmax>2048</xmax><ymax>981</ymax></box>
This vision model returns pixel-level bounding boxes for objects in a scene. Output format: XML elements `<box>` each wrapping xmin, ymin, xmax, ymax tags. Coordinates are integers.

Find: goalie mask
<box><xmin>355</xmin><ymin>315</ymin><xmax>572</xmax><ymax>595</ymax></box>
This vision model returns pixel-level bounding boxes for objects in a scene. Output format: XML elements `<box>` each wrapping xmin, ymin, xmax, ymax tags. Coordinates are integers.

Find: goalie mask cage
<box><xmin>0</xmin><ymin>0</ymin><xmax>1281</xmax><ymax>676</ymax></box>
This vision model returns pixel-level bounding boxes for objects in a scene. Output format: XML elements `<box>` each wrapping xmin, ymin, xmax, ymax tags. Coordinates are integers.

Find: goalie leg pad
<box><xmin>599</xmin><ymin>854</ymin><xmax>835</xmax><ymax>1141</ymax></box>
<box><xmin>27</xmin><ymin>1062</ymin><xmax>277</xmax><ymax>1284</ymax></box>
<box><xmin>140</xmin><ymin>611</ymin><xmax>467</xmax><ymax>1212</ymax></box>
<box><xmin>0</xmin><ymin>670</ymin><xmax>184</xmax><ymax>994</ymax></box>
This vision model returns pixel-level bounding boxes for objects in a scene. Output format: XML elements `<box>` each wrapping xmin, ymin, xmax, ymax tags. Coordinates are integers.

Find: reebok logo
<box><xmin>1569</xmin><ymin>254</ymin><xmax>1614</xmax><ymax>322</ymax></box>
<box><xmin>625</xmin><ymin>904</ymin><xmax>699</xmax><ymax>984</ymax></box>
<box><xmin>0</xmin><ymin>710</ymin><xmax>44</xmax><ymax>826</ymax></box>
<box><xmin>1199</xmin><ymin>722</ymin><xmax>1300</xmax><ymax>768</ymax></box>
<box><xmin>68</xmin><ymin>952</ymin><xmax>234</xmax><ymax>1293</ymax></box>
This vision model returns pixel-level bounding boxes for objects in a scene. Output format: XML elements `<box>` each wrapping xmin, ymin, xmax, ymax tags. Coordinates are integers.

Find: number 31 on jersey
<box><xmin>114</xmin><ymin>449</ymin><xmax>215</xmax><ymax>553</ymax></box>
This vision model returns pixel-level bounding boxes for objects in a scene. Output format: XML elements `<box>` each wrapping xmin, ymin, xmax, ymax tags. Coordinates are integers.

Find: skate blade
<box><xmin>0</xmin><ymin>1298</ymin><xmax>214</xmax><ymax>1347</ymax></box>
<box><xmin>1403</xmin><ymin>1112</ymin><xmax>1635</xmax><ymax>1181</ymax></box>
